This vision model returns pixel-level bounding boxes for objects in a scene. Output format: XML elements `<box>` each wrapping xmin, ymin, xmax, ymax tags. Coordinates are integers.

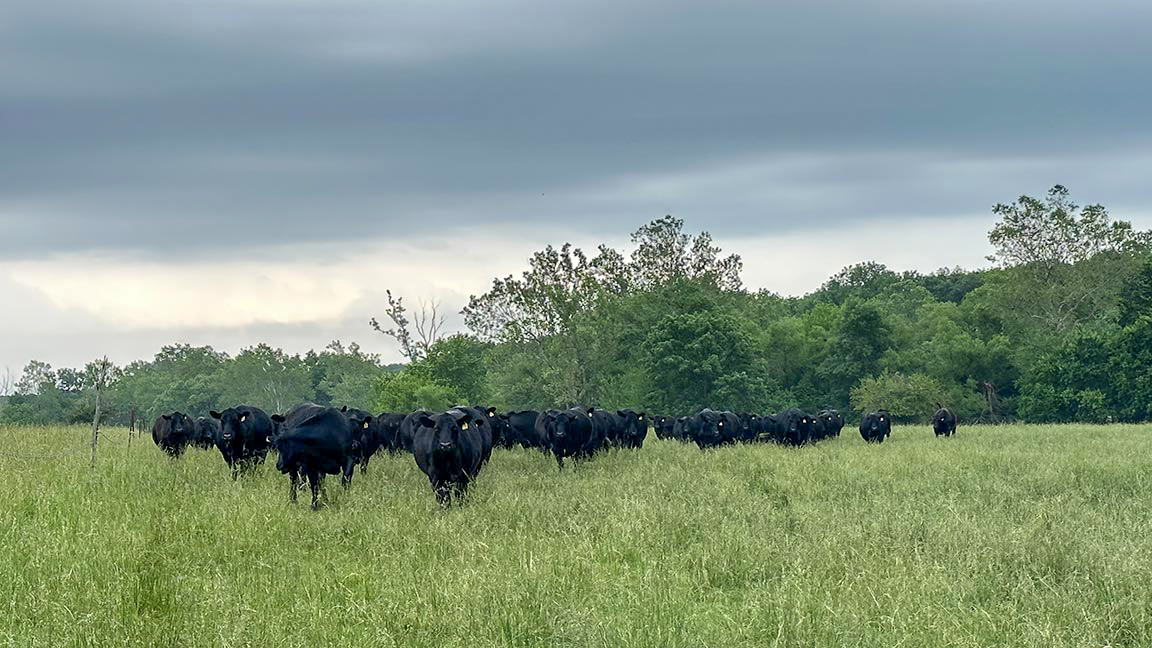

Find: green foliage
<box><xmin>850</xmin><ymin>372</ymin><xmax>949</xmax><ymax>422</ymax></box>
<box><xmin>640</xmin><ymin>307</ymin><xmax>775</xmax><ymax>414</ymax></box>
<box><xmin>374</xmin><ymin>335</ymin><xmax>490</xmax><ymax>411</ymax></box>
<box><xmin>8</xmin><ymin>199</ymin><xmax>1152</xmax><ymax>426</ymax></box>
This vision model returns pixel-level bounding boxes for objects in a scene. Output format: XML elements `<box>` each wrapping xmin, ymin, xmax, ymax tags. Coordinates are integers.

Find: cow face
<box><xmin>421</xmin><ymin>411</ymin><xmax>473</xmax><ymax>454</ymax></box>
<box><xmin>341</xmin><ymin>408</ymin><xmax>374</xmax><ymax>445</ymax></box>
<box><xmin>164</xmin><ymin>412</ymin><xmax>193</xmax><ymax>439</ymax></box>
<box><xmin>211</xmin><ymin>408</ymin><xmax>251</xmax><ymax>441</ymax></box>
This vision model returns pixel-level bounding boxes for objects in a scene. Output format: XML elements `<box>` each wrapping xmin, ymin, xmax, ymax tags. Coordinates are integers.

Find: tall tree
<box><xmin>628</xmin><ymin>215</ymin><xmax>743</xmax><ymax>291</ymax></box>
<box><xmin>986</xmin><ymin>185</ymin><xmax>1151</xmax><ymax>335</ymax></box>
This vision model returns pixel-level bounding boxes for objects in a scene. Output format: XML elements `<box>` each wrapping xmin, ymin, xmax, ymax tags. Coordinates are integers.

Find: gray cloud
<box><xmin>2</xmin><ymin>0</ymin><xmax>1152</xmax><ymax>257</ymax></box>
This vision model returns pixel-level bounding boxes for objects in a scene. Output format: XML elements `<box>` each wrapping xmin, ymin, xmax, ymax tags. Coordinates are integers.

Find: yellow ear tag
<box><xmin>240</xmin><ymin>414</ymin><xmax>248</xmax><ymax>423</ymax></box>
<box><xmin>363</xmin><ymin>421</ymin><xmax>370</xmax><ymax>429</ymax></box>
<box><xmin>461</xmin><ymin>422</ymin><xmax>469</xmax><ymax>430</ymax></box>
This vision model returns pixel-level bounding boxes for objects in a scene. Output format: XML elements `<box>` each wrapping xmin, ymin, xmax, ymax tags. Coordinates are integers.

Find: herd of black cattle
<box><xmin>151</xmin><ymin>404</ymin><xmax>959</xmax><ymax>509</ymax></box>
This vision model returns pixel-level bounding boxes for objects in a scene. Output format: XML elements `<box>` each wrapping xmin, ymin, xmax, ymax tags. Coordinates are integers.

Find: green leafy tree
<box><xmin>306</xmin><ymin>341</ymin><xmax>387</xmax><ymax>408</ymax></box>
<box><xmin>216</xmin><ymin>345</ymin><xmax>314</xmax><ymax>415</ymax></box>
<box><xmin>850</xmin><ymin>372</ymin><xmax>949</xmax><ymax>423</ymax></box>
<box><xmin>986</xmin><ymin>185</ymin><xmax>1151</xmax><ymax>337</ymax></box>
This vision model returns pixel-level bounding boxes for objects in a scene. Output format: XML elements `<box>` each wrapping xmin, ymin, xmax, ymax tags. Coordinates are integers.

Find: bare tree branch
<box><xmin>370</xmin><ymin>291</ymin><xmax>444</xmax><ymax>361</ymax></box>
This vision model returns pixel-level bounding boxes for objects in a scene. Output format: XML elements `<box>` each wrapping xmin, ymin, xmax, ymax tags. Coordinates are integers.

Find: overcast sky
<box><xmin>2</xmin><ymin>0</ymin><xmax>1151</xmax><ymax>376</ymax></box>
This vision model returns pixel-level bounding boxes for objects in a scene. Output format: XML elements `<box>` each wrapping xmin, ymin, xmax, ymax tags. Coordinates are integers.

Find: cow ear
<box><xmin>362</xmin><ymin>416</ymin><xmax>373</xmax><ymax>427</ymax></box>
<box><xmin>486</xmin><ymin>407</ymin><xmax>497</xmax><ymax>417</ymax></box>
<box><xmin>417</xmin><ymin>414</ymin><xmax>435</xmax><ymax>428</ymax></box>
<box><xmin>210</xmin><ymin>410</ymin><xmax>221</xmax><ymax>419</ymax></box>
<box><xmin>452</xmin><ymin>411</ymin><xmax>473</xmax><ymax>427</ymax></box>
<box><xmin>161</xmin><ymin>414</ymin><xmax>171</xmax><ymax>420</ymax></box>
<box><xmin>341</xmin><ymin>405</ymin><xmax>348</xmax><ymax>412</ymax></box>
<box><xmin>271</xmin><ymin>414</ymin><xmax>285</xmax><ymax>423</ymax></box>
<box><xmin>239</xmin><ymin>413</ymin><xmax>248</xmax><ymax>423</ymax></box>
<box><xmin>617</xmin><ymin>410</ymin><xmax>626</xmax><ymax>417</ymax></box>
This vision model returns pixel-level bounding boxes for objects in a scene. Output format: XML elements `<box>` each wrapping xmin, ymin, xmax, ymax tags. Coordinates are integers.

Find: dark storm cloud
<box><xmin>2</xmin><ymin>0</ymin><xmax>1151</xmax><ymax>256</ymax></box>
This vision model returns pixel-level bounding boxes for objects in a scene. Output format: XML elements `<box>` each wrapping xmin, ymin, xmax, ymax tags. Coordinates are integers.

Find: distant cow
<box><xmin>737</xmin><ymin>413</ymin><xmax>760</xmax><ymax>443</ymax></box>
<box><xmin>817</xmin><ymin>410</ymin><xmax>845</xmax><ymax>439</ymax></box>
<box><xmin>473</xmin><ymin>406</ymin><xmax>508</xmax><ymax>449</ymax></box>
<box><xmin>811</xmin><ymin>409</ymin><xmax>843</xmax><ymax>442</ymax></box>
<box><xmin>412</xmin><ymin>409</ymin><xmax>487</xmax><ymax>508</ymax></box>
<box><xmin>452</xmin><ymin>405</ymin><xmax>495</xmax><ymax>467</ymax></box>
<box><xmin>777</xmin><ymin>408</ymin><xmax>814</xmax><ymax>447</ymax></box>
<box><xmin>368</xmin><ymin>412</ymin><xmax>406</xmax><ymax>456</ymax></box>
<box><xmin>686</xmin><ymin>409</ymin><xmax>738</xmax><ymax>450</ymax></box>
<box><xmin>613</xmin><ymin>410</ymin><xmax>649</xmax><ymax>449</ymax></box>
<box><xmin>505</xmin><ymin>410</ymin><xmax>547</xmax><ymax>451</ymax></box>
<box><xmin>398</xmin><ymin>409</ymin><xmax>433</xmax><ymax>454</ymax></box>
<box><xmin>193</xmin><ymin>417</ymin><xmax>220</xmax><ymax>450</ymax></box>
<box><xmin>152</xmin><ymin>412</ymin><xmax>197</xmax><ymax>457</ymax></box>
<box><xmin>340</xmin><ymin>407</ymin><xmax>376</xmax><ymax>470</ymax></box>
<box><xmin>536</xmin><ymin>408</ymin><xmax>596</xmax><ymax>469</ymax></box>
<box><xmin>209</xmin><ymin>405</ymin><xmax>275</xmax><ymax>477</ymax></box>
<box><xmin>652</xmin><ymin>416</ymin><xmax>676</xmax><ymax>440</ymax></box>
<box><xmin>859</xmin><ymin>410</ymin><xmax>892</xmax><ymax>443</ymax></box>
<box><xmin>273</xmin><ymin>404</ymin><xmax>363</xmax><ymax>509</ymax></box>
<box><xmin>933</xmin><ymin>406</ymin><xmax>957</xmax><ymax>437</ymax></box>
<box><xmin>757</xmin><ymin>414</ymin><xmax>781</xmax><ymax>444</ymax></box>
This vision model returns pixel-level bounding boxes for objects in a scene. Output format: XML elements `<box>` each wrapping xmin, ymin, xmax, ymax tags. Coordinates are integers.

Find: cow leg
<box><xmin>289</xmin><ymin>469</ymin><xmax>300</xmax><ymax>503</ymax></box>
<box><xmin>342</xmin><ymin>457</ymin><xmax>355</xmax><ymax>490</ymax></box>
<box><xmin>432</xmin><ymin>479</ymin><xmax>451</xmax><ymax>508</ymax></box>
<box><xmin>309</xmin><ymin>471</ymin><xmax>323</xmax><ymax>510</ymax></box>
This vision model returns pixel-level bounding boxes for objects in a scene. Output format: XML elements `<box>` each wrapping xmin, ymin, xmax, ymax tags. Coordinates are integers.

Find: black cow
<box><xmin>273</xmin><ymin>404</ymin><xmax>361</xmax><ymax>509</ymax></box>
<box><xmin>452</xmin><ymin>405</ymin><xmax>495</xmax><ymax>467</ymax></box>
<box><xmin>652</xmin><ymin>415</ymin><xmax>675</xmax><ymax>440</ymax></box>
<box><xmin>736</xmin><ymin>413</ymin><xmax>760</xmax><ymax>443</ymax></box>
<box><xmin>859</xmin><ymin>409</ymin><xmax>892</xmax><ymax>443</ymax></box>
<box><xmin>152</xmin><ymin>412</ymin><xmax>197</xmax><ymax>457</ymax></box>
<box><xmin>933</xmin><ymin>406</ymin><xmax>957</xmax><ymax>437</ymax></box>
<box><xmin>672</xmin><ymin>416</ymin><xmax>691</xmax><ymax>442</ymax></box>
<box><xmin>505</xmin><ymin>410</ymin><xmax>547</xmax><ymax>451</ymax></box>
<box><xmin>816</xmin><ymin>409</ymin><xmax>845</xmax><ymax>439</ymax></box>
<box><xmin>686</xmin><ymin>409</ymin><xmax>738</xmax><ymax>450</ymax></box>
<box><xmin>473</xmin><ymin>406</ymin><xmax>509</xmax><ymax>449</ymax></box>
<box><xmin>580</xmin><ymin>407</ymin><xmax>615</xmax><ymax>452</ymax></box>
<box><xmin>777</xmin><ymin>408</ymin><xmax>814</xmax><ymax>447</ymax></box>
<box><xmin>209</xmin><ymin>405</ymin><xmax>275</xmax><ymax>477</ymax></box>
<box><xmin>536</xmin><ymin>408</ymin><xmax>596</xmax><ymax>469</ymax></box>
<box><xmin>614</xmin><ymin>410</ymin><xmax>649</xmax><ymax>449</ymax></box>
<box><xmin>339</xmin><ymin>407</ymin><xmax>376</xmax><ymax>470</ymax></box>
<box><xmin>398</xmin><ymin>409</ymin><xmax>432</xmax><ymax>454</ymax></box>
<box><xmin>368</xmin><ymin>412</ymin><xmax>406</xmax><ymax>456</ymax></box>
<box><xmin>193</xmin><ymin>416</ymin><xmax>220</xmax><ymax>450</ymax></box>
<box><xmin>412</xmin><ymin>409</ymin><xmax>487</xmax><ymax>508</ymax></box>
<box><xmin>757</xmin><ymin>414</ymin><xmax>782</xmax><ymax>444</ymax></box>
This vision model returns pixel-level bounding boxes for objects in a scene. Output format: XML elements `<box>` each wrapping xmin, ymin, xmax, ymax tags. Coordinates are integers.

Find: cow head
<box><xmin>211</xmin><ymin>408</ymin><xmax>251</xmax><ymax>441</ymax></box>
<box><xmin>421</xmin><ymin>410</ymin><xmax>473</xmax><ymax>455</ymax></box>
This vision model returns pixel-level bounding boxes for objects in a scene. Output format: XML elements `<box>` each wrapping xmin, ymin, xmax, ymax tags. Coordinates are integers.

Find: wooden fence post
<box><xmin>90</xmin><ymin>356</ymin><xmax>110</xmax><ymax>468</ymax></box>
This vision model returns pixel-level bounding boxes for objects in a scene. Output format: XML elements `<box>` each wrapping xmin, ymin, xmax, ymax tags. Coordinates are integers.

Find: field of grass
<box><xmin>2</xmin><ymin>423</ymin><xmax>1152</xmax><ymax>647</ymax></box>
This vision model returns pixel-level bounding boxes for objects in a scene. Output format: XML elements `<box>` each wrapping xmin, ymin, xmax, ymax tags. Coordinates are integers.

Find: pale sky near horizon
<box><xmin>2</xmin><ymin>0</ymin><xmax>1151</xmax><ymax>377</ymax></box>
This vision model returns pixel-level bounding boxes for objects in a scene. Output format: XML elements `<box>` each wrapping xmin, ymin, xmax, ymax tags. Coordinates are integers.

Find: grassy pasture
<box><xmin>2</xmin><ymin>423</ymin><xmax>1152</xmax><ymax>647</ymax></box>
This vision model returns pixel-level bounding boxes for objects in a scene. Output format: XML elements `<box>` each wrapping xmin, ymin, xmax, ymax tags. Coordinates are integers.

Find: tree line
<box><xmin>2</xmin><ymin>185</ymin><xmax>1149</xmax><ymax>426</ymax></box>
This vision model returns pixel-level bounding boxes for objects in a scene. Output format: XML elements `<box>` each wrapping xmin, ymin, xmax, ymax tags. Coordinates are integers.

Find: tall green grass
<box><xmin>2</xmin><ymin>423</ymin><xmax>1151</xmax><ymax>647</ymax></box>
